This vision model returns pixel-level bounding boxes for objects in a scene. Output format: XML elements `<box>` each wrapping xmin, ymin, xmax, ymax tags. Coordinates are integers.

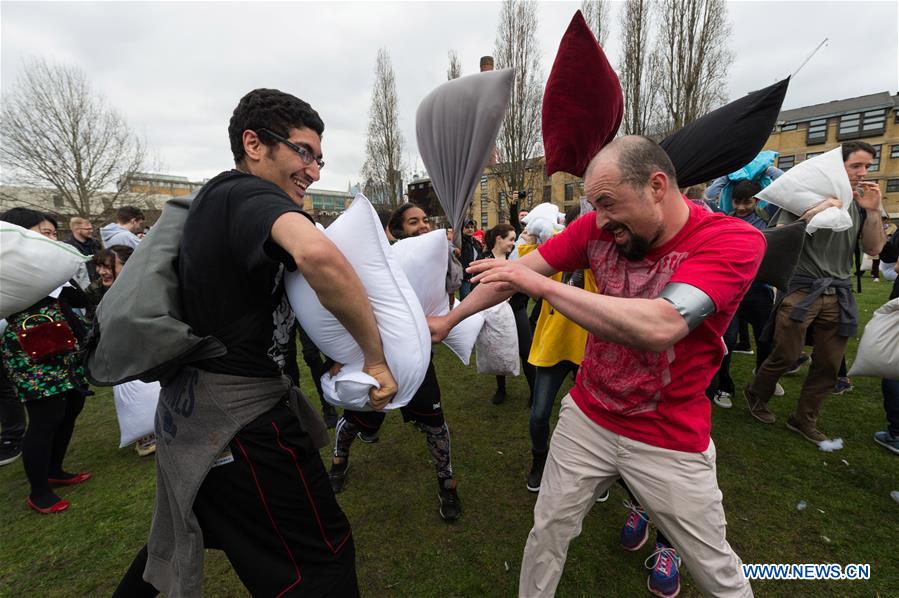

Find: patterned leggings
<box><xmin>334</xmin><ymin>417</ymin><xmax>453</xmax><ymax>483</ymax></box>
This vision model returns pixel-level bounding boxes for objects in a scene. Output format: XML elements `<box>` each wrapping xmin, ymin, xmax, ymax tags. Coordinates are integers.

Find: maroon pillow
<box><xmin>543</xmin><ymin>11</ymin><xmax>623</xmax><ymax>178</ymax></box>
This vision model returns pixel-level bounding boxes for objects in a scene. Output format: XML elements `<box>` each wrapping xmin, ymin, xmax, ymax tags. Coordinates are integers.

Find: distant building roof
<box><xmin>128</xmin><ymin>172</ymin><xmax>193</xmax><ymax>183</ymax></box>
<box><xmin>779</xmin><ymin>91</ymin><xmax>898</xmax><ymax>124</ymax></box>
<box><xmin>306</xmin><ymin>188</ymin><xmax>351</xmax><ymax>198</ymax></box>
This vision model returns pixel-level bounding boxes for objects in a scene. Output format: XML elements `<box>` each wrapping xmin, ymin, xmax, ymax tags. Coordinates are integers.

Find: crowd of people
<box><xmin>1</xmin><ymin>86</ymin><xmax>896</xmax><ymax>598</ymax></box>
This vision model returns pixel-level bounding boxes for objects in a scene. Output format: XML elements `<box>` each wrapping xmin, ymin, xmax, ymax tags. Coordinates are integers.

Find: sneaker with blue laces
<box><xmin>832</xmin><ymin>377</ymin><xmax>854</xmax><ymax>395</ymax></box>
<box><xmin>645</xmin><ymin>542</ymin><xmax>681</xmax><ymax>598</ymax></box>
<box><xmin>620</xmin><ymin>500</ymin><xmax>650</xmax><ymax>551</ymax></box>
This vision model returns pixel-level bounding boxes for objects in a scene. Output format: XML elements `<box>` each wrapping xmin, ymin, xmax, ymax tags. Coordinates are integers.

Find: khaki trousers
<box><xmin>519</xmin><ymin>396</ymin><xmax>751</xmax><ymax>598</ymax></box>
<box><xmin>749</xmin><ymin>290</ymin><xmax>848</xmax><ymax>431</ymax></box>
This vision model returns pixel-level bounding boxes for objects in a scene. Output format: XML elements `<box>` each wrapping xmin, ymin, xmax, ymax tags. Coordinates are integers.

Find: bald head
<box><xmin>586</xmin><ymin>136</ymin><xmax>678</xmax><ymax>191</ymax></box>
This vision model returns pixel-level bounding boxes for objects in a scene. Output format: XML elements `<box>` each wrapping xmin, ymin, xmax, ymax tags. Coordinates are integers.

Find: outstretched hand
<box><xmin>467</xmin><ymin>258</ymin><xmax>549</xmax><ymax>298</ymax></box>
<box><xmin>364</xmin><ymin>361</ymin><xmax>397</xmax><ymax>411</ymax></box>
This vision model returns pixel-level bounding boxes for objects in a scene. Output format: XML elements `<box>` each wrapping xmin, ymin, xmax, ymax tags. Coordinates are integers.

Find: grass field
<box><xmin>1</xmin><ymin>280</ymin><xmax>897</xmax><ymax>597</ymax></box>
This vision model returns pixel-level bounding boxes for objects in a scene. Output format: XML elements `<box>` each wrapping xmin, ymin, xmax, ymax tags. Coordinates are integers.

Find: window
<box><xmin>778</xmin><ymin>155</ymin><xmax>795</xmax><ymax>170</ymax></box>
<box><xmin>481</xmin><ymin>214</ymin><xmax>488</xmax><ymax>228</ymax></box>
<box><xmin>838</xmin><ymin>109</ymin><xmax>886</xmax><ymax>140</ymax></box>
<box><xmin>480</xmin><ymin>176</ymin><xmax>487</xmax><ymax>190</ymax></box>
<box><xmin>806</xmin><ymin>118</ymin><xmax>827</xmax><ymax>145</ymax></box>
<box><xmin>543</xmin><ymin>185</ymin><xmax>551</xmax><ymax>201</ymax></box>
<box><xmin>891</xmin><ymin>144</ymin><xmax>899</xmax><ymax>159</ymax></box>
<box><xmin>887</xmin><ymin>179</ymin><xmax>899</xmax><ymax>194</ymax></box>
<box><xmin>780</xmin><ymin>123</ymin><xmax>797</xmax><ymax>132</ymax></box>
<box><xmin>869</xmin><ymin>145</ymin><xmax>881</xmax><ymax>171</ymax></box>
<box><xmin>52</xmin><ymin>194</ymin><xmax>64</xmax><ymax>208</ymax></box>
<box><xmin>498</xmin><ymin>192</ymin><xmax>506</xmax><ymax>223</ymax></box>
<box><xmin>862</xmin><ymin>109</ymin><xmax>886</xmax><ymax>132</ymax></box>
<box><xmin>564</xmin><ymin>182</ymin><xmax>575</xmax><ymax>202</ymax></box>
<box><xmin>805</xmin><ymin>151</ymin><xmax>824</xmax><ymax>160</ymax></box>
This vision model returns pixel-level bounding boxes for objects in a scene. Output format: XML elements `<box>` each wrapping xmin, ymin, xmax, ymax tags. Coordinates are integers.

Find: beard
<box><xmin>605</xmin><ymin>223</ymin><xmax>655</xmax><ymax>261</ymax></box>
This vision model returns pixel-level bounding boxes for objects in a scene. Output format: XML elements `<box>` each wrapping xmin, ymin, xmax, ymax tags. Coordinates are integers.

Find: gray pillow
<box><xmin>416</xmin><ymin>69</ymin><xmax>513</xmax><ymax>244</ymax></box>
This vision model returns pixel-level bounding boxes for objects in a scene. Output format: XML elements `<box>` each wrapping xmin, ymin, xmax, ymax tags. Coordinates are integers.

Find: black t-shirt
<box><xmin>179</xmin><ymin>170</ymin><xmax>309</xmax><ymax>378</ymax></box>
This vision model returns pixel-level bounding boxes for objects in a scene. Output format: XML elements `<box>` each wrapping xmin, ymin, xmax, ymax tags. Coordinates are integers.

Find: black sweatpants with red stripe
<box><xmin>114</xmin><ymin>402</ymin><xmax>358</xmax><ymax>597</ymax></box>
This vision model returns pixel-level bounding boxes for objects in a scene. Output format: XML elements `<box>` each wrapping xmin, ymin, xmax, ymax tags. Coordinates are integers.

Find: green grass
<box><xmin>2</xmin><ymin>281</ymin><xmax>897</xmax><ymax>597</ymax></box>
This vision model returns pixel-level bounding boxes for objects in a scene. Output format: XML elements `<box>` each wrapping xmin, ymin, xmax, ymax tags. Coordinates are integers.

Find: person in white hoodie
<box><xmin>100</xmin><ymin>206</ymin><xmax>144</xmax><ymax>249</ymax></box>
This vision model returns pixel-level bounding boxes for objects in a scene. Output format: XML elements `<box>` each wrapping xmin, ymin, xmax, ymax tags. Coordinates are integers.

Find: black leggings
<box><xmin>22</xmin><ymin>390</ymin><xmax>85</xmax><ymax>501</ymax></box>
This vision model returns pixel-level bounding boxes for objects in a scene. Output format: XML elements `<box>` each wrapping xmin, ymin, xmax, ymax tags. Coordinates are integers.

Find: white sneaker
<box><xmin>752</xmin><ymin>369</ymin><xmax>785</xmax><ymax>397</ymax></box>
<box><xmin>713</xmin><ymin>391</ymin><xmax>733</xmax><ymax>408</ymax></box>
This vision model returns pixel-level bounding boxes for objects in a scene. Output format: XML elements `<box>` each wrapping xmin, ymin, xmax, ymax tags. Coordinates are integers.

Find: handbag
<box><xmin>15</xmin><ymin>313</ymin><xmax>78</xmax><ymax>363</ymax></box>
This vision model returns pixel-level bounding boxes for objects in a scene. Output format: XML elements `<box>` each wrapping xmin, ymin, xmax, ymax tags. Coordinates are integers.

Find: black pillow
<box><xmin>757</xmin><ymin>220</ymin><xmax>807</xmax><ymax>291</ymax></box>
<box><xmin>661</xmin><ymin>78</ymin><xmax>789</xmax><ymax>188</ymax></box>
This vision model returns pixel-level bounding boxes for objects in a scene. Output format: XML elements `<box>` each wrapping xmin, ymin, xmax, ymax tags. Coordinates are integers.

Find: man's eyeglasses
<box><xmin>258</xmin><ymin>128</ymin><xmax>324</xmax><ymax>169</ymax></box>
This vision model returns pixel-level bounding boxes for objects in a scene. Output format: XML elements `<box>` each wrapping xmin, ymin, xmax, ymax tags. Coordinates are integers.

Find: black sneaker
<box><xmin>526</xmin><ymin>454</ymin><xmax>547</xmax><ymax>493</ymax></box>
<box><xmin>356</xmin><ymin>430</ymin><xmax>379</xmax><ymax>443</ymax></box>
<box><xmin>438</xmin><ymin>480</ymin><xmax>462</xmax><ymax>522</ymax></box>
<box><xmin>491</xmin><ymin>389</ymin><xmax>506</xmax><ymax>405</ymax></box>
<box><xmin>786</xmin><ymin>353</ymin><xmax>811</xmax><ymax>375</ymax></box>
<box><xmin>321</xmin><ymin>403</ymin><xmax>339</xmax><ymax>429</ymax></box>
<box><xmin>0</xmin><ymin>445</ymin><xmax>22</xmax><ymax>467</ymax></box>
<box><xmin>329</xmin><ymin>459</ymin><xmax>349</xmax><ymax>494</ymax></box>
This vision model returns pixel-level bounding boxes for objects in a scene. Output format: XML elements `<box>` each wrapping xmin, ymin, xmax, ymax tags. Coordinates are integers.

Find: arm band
<box><xmin>658</xmin><ymin>283</ymin><xmax>716</xmax><ymax>331</ymax></box>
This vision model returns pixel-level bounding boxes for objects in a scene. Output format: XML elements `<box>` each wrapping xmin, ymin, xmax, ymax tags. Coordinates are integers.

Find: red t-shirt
<box><xmin>538</xmin><ymin>199</ymin><xmax>765</xmax><ymax>452</ymax></box>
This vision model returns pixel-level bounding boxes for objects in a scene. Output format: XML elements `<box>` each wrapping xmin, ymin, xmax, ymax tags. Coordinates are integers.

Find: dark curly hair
<box><xmin>228</xmin><ymin>88</ymin><xmax>325</xmax><ymax>164</ymax></box>
<box><xmin>732</xmin><ymin>180</ymin><xmax>762</xmax><ymax>202</ymax></box>
<box><xmin>387</xmin><ymin>203</ymin><xmax>427</xmax><ymax>240</ymax></box>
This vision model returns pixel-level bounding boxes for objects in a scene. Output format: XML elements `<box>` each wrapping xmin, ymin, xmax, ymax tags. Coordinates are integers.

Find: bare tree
<box><xmin>493</xmin><ymin>0</ymin><xmax>543</xmax><ymax>217</ymax></box>
<box><xmin>581</xmin><ymin>0</ymin><xmax>611</xmax><ymax>47</ymax></box>
<box><xmin>655</xmin><ymin>0</ymin><xmax>733</xmax><ymax>131</ymax></box>
<box><xmin>361</xmin><ymin>48</ymin><xmax>405</xmax><ymax>207</ymax></box>
<box><xmin>618</xmin><ymin>0</ymin><xmax>662</xmax><ymax>135</ymax></box>
<box><xmin>0</xmin><ymin>58</ymin><xmax>146</xmax><ymax>223</ymax></box>
<box><xmin>447</xmin><ymin>50</ymin><xmax>462</xmax><ymax>80</ymax></box>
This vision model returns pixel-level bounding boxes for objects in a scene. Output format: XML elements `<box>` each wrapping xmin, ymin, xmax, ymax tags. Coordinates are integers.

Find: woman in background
<box><xmin>483</xmin><ymin>223</ymin><xmax>535</xmax><ymax>405</ymax></box>
<box><xmin>0</xmin><ymin>208</ymin><xmax>91</xmax><ymax>514</ymax></box>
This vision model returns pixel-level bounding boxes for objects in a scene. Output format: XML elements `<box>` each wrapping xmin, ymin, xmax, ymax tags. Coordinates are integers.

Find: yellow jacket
<box><xmin>516</xmin><ymin>243</ymin><xmax>596</xmax><ymax>367</ymax></box>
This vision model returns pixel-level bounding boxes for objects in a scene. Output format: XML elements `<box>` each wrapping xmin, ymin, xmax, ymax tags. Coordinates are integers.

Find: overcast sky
<box><xmin>2</xmin><ymin>1</ymin><xmax>897</xmax><ymax>192</ymax></box>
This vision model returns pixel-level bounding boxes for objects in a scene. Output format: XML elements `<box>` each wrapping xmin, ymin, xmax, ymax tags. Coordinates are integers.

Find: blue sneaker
<box><xmin>645</xmin><ymin>542</ymin><xmax>681</xmax><ymax>598</ymax></box>
<box><xmin>620</xmin><ymin>500</ymin><xmax>650</xmax><ymax>551</ymax></box>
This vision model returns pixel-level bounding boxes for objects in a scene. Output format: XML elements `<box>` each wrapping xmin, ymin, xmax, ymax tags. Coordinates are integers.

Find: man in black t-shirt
<box><xmin>115</xmin><ymin>89</ymin><xmax>397</xmax><ymax>597</ymax></box>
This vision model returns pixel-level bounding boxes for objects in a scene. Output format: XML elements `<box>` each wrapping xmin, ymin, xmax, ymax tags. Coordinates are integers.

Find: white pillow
<box><xmin>756</xmin><ymin>147</ymin><xmax>853</xmax><ymax>234</ymax></box>
<box><xmin>475</xmin><ymin>301</ymin><xmax>520</xmax><ymax>376</ymax></box>
<box><xmin>521</xmin><ymin>202</ymin><xmax>560</xmax><ymax>227</ymax></box>
<box><xmin>392</xmin><ymin>229</ymin><xmax>486</xmax><ymax>363</ymax></box>
<box><xmin>391</xmin><ymin>229</ymin><xmax>450</xmax><ymax>316</ymax></box>
<box><xmin>285</xmin><ymin>194</ymin><xmax>431</xmax><ymax>411</ymax></box>
<box><xmin>0</xmin><ymin>223</ymin><xmax>90</xmax><ymax>318</ymax></box>
<box><xmin>443</xmin><ymin>303</ymin><xmax>485</xmax><ymax>365</ymax></box>
<box><xmin>525</xmin><ymin>217</ymin><xmax>562</xmax><ymax>245</ymax></box>
<box><xmin>848</xmin><ymin>298</ymin><xmax>899</xmax><ymax>379</ymax></box>
<box><xmin>113</xmin><ymin>380</ymin><xmax>160</xmax><ymax>448</ymax></box>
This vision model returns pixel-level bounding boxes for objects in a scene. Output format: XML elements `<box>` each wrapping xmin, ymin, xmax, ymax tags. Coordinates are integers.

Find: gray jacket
<box><xmin>88</xmin><ymin>195</ymin><xmax>226</xmax><ymax>385</ymax></box>
<box><xmin>100</xmin><ymin>222</ymin><xmax>141</xmax><ymax>249</ymax></box>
